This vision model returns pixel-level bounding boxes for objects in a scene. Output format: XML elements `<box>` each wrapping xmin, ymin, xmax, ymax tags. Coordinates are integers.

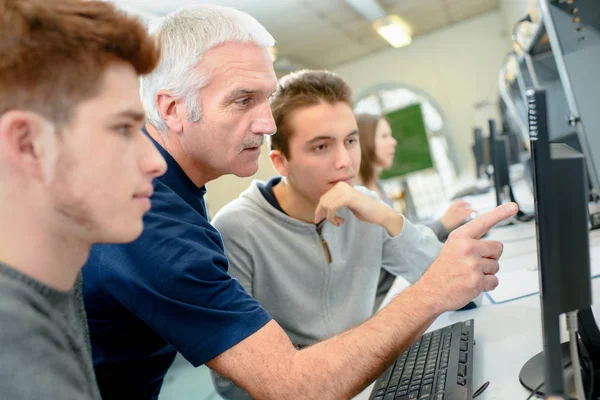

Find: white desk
<box><xmin>355</xmin><ymin>222</ymin><xmax>600</xmax><ymax>400</ymax></box>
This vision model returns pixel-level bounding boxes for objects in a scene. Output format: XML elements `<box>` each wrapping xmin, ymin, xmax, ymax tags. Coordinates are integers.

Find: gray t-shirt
<box><xmin>0</xmin><ymin>262</ymin><xmax>101</xmax><ymax>399</ymax></box>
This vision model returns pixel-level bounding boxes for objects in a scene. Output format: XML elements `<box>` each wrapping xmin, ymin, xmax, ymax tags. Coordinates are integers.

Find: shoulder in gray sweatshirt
<box><xmin>0</xmin><ymin>263</ymin><xmax>101</xmax><ymax>400</ymax></box>
<box><xmin>212</xmin><ymin>180</ymin><xmax>443</xmax><ymax>345</ymax></box>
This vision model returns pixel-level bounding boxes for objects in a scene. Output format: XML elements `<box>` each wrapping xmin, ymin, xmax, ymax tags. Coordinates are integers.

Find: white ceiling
<box><xmin>113</xmin><ymin>0</ymin><xmax>500</xmax><ymax>71</ymax></box>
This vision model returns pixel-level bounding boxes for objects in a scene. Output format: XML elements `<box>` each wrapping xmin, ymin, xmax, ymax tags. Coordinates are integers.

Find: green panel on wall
<box><xmin>380</xmin><ymin>103</ymin><xmax>433</xmax><ymax>179</ymax></box>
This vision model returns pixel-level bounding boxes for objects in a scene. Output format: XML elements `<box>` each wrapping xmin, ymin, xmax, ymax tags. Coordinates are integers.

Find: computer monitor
<box><xmin>488</xmin><ymin>119</ymin><xmax>534</xmax><ymax>222</ymax></box>
<box><xmin>552</xmin><ymin>132</ymin><xmax>593</xmax><ymax>193</ymax></box>
<box><xmin>506</xmin><ymin>130</ymin><xmax>522</xmax><ymax>165</ymax></box>
<box><xmin>471</xmin><ymin>127</ymin><xmax>488</xmax><ymax>179</ymax></box>
<box><xmin>519</xmin><ymin>88</ymin><xmax>594</xmax><ymax>398</ymax></box>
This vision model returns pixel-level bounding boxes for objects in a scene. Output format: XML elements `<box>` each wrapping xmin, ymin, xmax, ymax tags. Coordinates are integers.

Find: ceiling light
<box><xmin>344</xmin><ymin>0</ymin><xmax>386</xmax><ymax>21</ymax></box>
<box><xmin>372</xmin><ymin>15</ymin><xmax>412</xmax><ymax>48</ymax></box>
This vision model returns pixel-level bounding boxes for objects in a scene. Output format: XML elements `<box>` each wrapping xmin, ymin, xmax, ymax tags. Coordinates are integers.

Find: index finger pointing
<box><xmin>453</xmin><ymin>202</ymin><xmax>519</xmax><ymax>239</ymax></box>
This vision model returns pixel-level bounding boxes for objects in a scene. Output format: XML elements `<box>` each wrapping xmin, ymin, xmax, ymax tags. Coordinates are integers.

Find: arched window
<box><xmin>355</xmin><ymin>83</ymin><xmax>460</xmax><ymax>221</ymax></box>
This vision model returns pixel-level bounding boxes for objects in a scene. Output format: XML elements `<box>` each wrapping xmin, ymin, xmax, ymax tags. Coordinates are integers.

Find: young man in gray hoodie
<box><xmin>211</xmin><ymin>69</ymin><xmax>443</xmax><ymax>398</ymax></box>
<box><xmin>0</xmin><ymin>1</ymin><xmax>166</xmax><ymax>398</ymax></box>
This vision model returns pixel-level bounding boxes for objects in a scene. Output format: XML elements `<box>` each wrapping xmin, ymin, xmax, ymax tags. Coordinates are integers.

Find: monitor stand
<box><xmin>510</xmin><ymin>184</ymin><xmax>535</xmax><ymax>223</ymax></box>
<box><xmin>496</xmin><ymin>184</ymin><xmax>535</xmax><ymax>226</ymax></box>
<box><xmin>519</xmin><ymin>340</ymin><xmax>598</xmax><ymax>399</ymax></box>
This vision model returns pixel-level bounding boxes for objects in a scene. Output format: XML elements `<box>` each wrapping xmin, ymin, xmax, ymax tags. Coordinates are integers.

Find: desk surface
<box><xmin>355</xmin><ymin>223</ymin><xmax>600</xmax><ymax>400</ymax></box>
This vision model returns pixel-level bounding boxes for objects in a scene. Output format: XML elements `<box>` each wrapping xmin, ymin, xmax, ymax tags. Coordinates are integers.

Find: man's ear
<box><xmin>269</xmin><ymin>149</ymin><xmax>289</xmax><ymax>177</ymax></box>
<box><xmin>0</xmin><ymin>111</ymin><xmax>58</xmax><ymax>182</ymax></box>
<box><xmin>156</xmin><ymin>90</ymin><xmax>184</xmax><ymax>134</ymax></box>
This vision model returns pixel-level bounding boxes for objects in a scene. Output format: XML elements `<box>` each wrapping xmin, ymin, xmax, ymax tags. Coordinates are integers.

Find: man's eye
<box><xmin>236</xmin><ymin>98</ymin><xmax>250</xmax><ymax>106</ymax></box>
<box><xmin>116</xmin><ymin>124</ymin><xmax>134</xmax><ymax>135</ymax></box>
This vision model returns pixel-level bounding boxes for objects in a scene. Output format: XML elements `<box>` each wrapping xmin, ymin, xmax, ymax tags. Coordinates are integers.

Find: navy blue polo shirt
<box><xmin>82</xmin><ymin>129</ymin><xmax>272</xmax><ymax>399</ymax></box>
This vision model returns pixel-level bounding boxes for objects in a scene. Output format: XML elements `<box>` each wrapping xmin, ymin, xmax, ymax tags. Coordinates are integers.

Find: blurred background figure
<box><xmin>355</xmin><ymin>113</ymin><xmax>475</xmax><ymax>309</ymax></box>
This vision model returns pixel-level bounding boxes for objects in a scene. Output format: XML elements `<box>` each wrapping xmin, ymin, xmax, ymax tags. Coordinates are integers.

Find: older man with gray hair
<box><xmin>82</xmin><ymin>4</ymin><xmax>517</xmax><ymax>400</ymax></box>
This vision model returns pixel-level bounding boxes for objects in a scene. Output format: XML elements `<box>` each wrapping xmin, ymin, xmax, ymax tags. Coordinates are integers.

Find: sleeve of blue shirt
<box><xmin>91</xmin><ymin>186</ymin><xmax>272</xmax><ymax>367</ymax></box>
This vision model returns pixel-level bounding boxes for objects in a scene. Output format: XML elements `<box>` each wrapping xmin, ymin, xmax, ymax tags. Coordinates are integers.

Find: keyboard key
<box><xmin>376</xmin><ymin>388</ymin><xmax>386</xmax><ymax>396</ymax></box>
<box><xmin>435</xmin><ymin>394</ymin><xmax>444</xmax><ymax>400</ymax></box>
<box><xmin>408</xmin><ymin>391</ymin><xmax>419</xmax><ymax>399</ymax></box>
<box><xmin>459</xmin><ymin>352</ymin><xmax>467</xmax><ymax>364</ymax></box>
<box><xmin>458</xmin><ymin>365</ymin><xmax>467</xmax><ymax>377</ymax></box>
<box><xmin>420</xmin><ymin>384</ymin><xmax>432</xmax><ymax>397</ymax></box>
<box><xmin>457</xmin><ymin>377</ymin><xmax>466</xmax><ymax>386</ymax></box>
<box><xmin>422</xmin><ymin>377</ymin><xmax>434</xmax><ymax>385</ymax></box>
<box><xmin>383</xmin><ymin>392</ymin><xmax>396</xmax><ymax>400</ymax></box>
<box><xmin>460</xmin><ymin>341</ymin><xmax>468</xmax><ymax>352</ymax></box>
<box><xmin>462</xmin><ymin>322</ymin><xmax>471</xmax><ymax>333</ymax></box>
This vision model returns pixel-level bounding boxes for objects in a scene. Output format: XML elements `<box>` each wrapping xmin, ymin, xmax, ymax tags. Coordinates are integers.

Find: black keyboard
<box><xmin>369</xmin><ymin>320</ymin><xmax>474</xmax><ymax>400</ymax></box>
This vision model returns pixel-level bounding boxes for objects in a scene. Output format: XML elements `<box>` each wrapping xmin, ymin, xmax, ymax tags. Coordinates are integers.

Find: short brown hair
<box><xmin>356</xmin><ymin>113</ymin><xmax>386</xmax><ymax>186</ymax></box>
<box><xmin>0</xmin><ymin>0</ymin><xmax>160</xmax><ymax>127</ymax></box>
<box><xmin>269</xmin><ymin>70</ymin><xmax>353</xmax><ymax>159</ymax></box>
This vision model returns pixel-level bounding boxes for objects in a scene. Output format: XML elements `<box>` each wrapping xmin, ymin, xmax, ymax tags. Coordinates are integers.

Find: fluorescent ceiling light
<box><xmin>373</xmin><ymin>15</ymin><xmax>412</xmax><ymax>48</ymax></box>
<box><xmin>344</xmin><ymin>0</ymin><xmax>386</xmax><ymax>21</ymax></box>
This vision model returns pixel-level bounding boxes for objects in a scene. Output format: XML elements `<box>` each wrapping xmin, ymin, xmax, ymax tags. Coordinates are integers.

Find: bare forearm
<box><xmin>280</xmin><ymin>284</ymin><xmax>440</xmax><ymax>399</ymax></box>
<box><xmin>210</xmin><ymin>283</ymin><xmax>442</xmax><ymax>399</ymax></box>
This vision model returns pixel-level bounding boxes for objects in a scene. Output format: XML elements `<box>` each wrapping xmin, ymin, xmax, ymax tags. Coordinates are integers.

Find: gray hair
<box><xmin>140</xmin><ymin>4</ymin><xmax>275</xmax><ymax>134</ymax></box>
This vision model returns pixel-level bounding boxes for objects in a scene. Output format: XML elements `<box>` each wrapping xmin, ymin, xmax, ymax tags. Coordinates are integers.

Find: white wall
<box><xmin>333</xmin><ymin>11</ymin><xmax>511</xmax><ymax>177</ymax></box>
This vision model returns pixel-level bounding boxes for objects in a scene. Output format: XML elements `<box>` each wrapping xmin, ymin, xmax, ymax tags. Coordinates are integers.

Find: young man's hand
<box><xmin>440</xmin><ymin>199</ymin><xmax>476</xmax><ymax>231</ymax></box>
<box><xmin>314</xmin><ymin>182</ymin><xmax>402</xmax><ymax>235</ymax></box>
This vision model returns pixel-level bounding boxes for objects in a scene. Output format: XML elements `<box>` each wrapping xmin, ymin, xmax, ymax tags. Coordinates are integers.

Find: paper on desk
<box><xmin>486</xmin><ymin>244</ymin><xmax>600</xmax><ymax>304</ymax></box>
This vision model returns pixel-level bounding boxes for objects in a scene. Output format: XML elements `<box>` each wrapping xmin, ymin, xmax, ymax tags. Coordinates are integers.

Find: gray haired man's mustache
<box><xmin>245</xmin><ymin>138</ymin><xmax>264</xmax><ymax>148</ymax></box>
<box><xmin>239</xmin><ymin>137</ymin><xmax>265</xmax><ymax>152</ymax></box>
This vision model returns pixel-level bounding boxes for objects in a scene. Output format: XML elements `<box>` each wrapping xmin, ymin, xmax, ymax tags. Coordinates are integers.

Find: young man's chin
<box><xmin>98</xmin><ymin>223</ymin><xmax>144</xmax><ymax>245</ymax></box>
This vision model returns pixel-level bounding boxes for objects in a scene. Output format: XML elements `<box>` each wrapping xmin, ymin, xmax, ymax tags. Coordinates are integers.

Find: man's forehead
<box><xmin>79</xmin><ymin>83</ymin><xmax>143</xmax><ymax>118</ymax></box>
<box><xmin>224</xmin><ymin>78</ymin><xmax>277</xmax><ymax>96</ymax></box>
<box><xmin>205</xmin><ymin>42</ymin><xmax>276</xmax><ymax>83</ymax></box>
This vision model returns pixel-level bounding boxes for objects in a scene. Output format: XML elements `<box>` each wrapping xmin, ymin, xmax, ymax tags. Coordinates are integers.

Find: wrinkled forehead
<box><xmin>202</xmin><ymin>42</ymin><xmax>277</xmax><ymax>95</ymax></box>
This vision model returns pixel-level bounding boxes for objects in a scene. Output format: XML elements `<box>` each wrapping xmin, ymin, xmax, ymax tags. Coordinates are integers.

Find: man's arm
<box><xmin>208</xmin><ymin>203</ymin><xmax>517</xmax><ymax>399</ymax></box>
<box><xmin>380</xmin><ymin>216</ymin><xmax>443</xmax><ymax>283</ymax></box>
<box><xmin>209</xmin><ymin>283</ymin><xmax>437</xmax><ymax>399</ymax></box>
<box><xmin>314</xmin><ymin>182</ymin><xmax>404</xmax><ymax>237</ymax></box>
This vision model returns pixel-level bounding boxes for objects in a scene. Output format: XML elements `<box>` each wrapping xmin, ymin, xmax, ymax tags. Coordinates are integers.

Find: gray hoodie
<box><xmin>212</xmin><ymin>180</ymin><xmax>443</xmax><ymax>345</ymax></box>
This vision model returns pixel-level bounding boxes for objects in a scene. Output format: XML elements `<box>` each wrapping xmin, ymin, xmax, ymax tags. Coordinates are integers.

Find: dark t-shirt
<box><xmin>82</xmin><ymin>129</ymin><xmax>272</xmax><ymax>399</ymax></box>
